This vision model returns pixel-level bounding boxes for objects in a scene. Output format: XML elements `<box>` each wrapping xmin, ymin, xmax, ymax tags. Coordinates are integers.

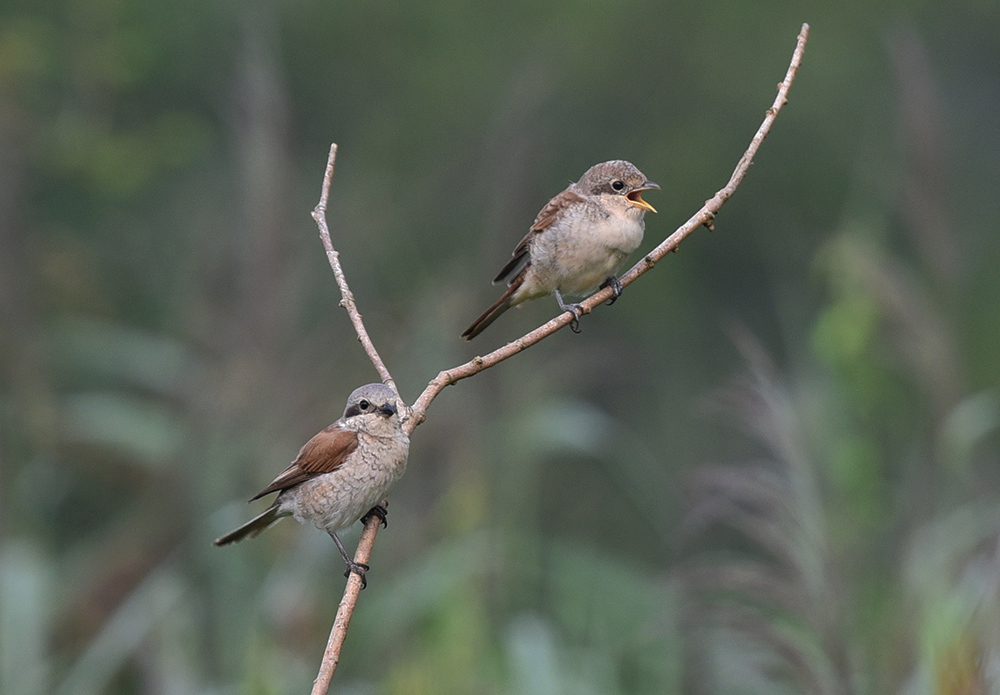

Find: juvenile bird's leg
<box><xmin>554</xmin><ymin>289</ymin><xmax>583</xmax><ymax>334</ymax></box>
<box><xmin>329</xmin><ymin>530</ymin><xmax>370</xmax><ymax>589</ymax></box>
<box><xmin>360</xmin><ymin>504</ymin><xmax>388</xmax><ymax>529</ymax></box>
<box><xmin>599</xmin><ymin>276</ymin><xmax>623</xmax><ymax>305</ymax></box>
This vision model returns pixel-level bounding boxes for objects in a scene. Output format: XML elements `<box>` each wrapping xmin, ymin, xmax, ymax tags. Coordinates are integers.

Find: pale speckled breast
<box><xmin>278</xmin><ymin>429</ymin><xmax>409</xmax><ymax>535</ymax></box>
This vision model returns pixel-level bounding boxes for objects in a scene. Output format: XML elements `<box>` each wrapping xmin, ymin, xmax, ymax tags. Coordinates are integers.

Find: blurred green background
<box><xmin>2</xmin><ymin>0</ymin><xmax>999</xmax><ymax>693</ymax></box>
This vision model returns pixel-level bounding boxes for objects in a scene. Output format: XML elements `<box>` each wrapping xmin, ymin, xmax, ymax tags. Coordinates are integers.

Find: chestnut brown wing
<box><xmin>249</xmin><ymin>425</ymin><xmax>359</xmax><ymax>501</ymax></box>
<box><xmin>492</xmin><ymin>188</ymin><xmax>585</xmax><ymax>285</ymax></box>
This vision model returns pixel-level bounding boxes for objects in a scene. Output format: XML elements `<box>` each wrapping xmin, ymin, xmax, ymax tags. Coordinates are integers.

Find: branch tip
<box><xmin>312</xmin><ymin>143</ymin><xmax>395</xmax><ymax>386</ymax></box>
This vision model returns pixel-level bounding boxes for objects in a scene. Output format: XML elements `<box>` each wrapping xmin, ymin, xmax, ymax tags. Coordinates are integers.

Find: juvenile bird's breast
<box><xmin>552</xmin><ymin>213</ymin><xmax>645</xmax><ymax>296</ymax></box>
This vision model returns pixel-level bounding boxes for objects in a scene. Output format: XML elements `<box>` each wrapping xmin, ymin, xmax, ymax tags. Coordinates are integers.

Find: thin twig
<box><xmin>311</xmin><ymin>143</ymin><xmax>396</xmax><ymax>392</ymax></box>
<box><xmin>405</xmin><ymin>23</ymin><xmax>810</xmax><ymax>433</ymax></box>
<box><xmin>310</xmin><ymin>500</ymin><xmax>388</xmax><ymax>695</ymax></box>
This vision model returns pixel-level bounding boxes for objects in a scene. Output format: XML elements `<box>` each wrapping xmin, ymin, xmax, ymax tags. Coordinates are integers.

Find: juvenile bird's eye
<box><xmin>611</xmin><ymin>180</ymin><xmax>625</xmax><ymax>191</ymax></box>
<box><xmin>359</xmin><ymin>399</ymin><xmax>370</xmax><ymax>410</ymax></box>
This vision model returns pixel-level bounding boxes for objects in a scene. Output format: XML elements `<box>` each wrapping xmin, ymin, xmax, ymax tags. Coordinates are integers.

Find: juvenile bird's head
<box><xmin>578</xmin><ymin>160</ymin><xmax>660</xmax><ymax>217</ymax></box>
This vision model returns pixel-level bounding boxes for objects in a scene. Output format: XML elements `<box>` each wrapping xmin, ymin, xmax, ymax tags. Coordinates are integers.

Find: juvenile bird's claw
<box><xmin>600</xmin><ymin>276</ymin><xmax>623</xmax><ymax>305</ymax></box>
<box><xmin>555</xmin><ymin>289</ymin><xmax>584</xmax><ymax>334</ymax></box>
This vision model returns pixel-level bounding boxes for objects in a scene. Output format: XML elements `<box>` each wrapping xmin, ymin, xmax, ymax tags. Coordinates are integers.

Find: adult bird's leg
<box><xmin>329</xmin><ymin>530</ymin><xmax>370</xmax><ymax>589</ymax></box>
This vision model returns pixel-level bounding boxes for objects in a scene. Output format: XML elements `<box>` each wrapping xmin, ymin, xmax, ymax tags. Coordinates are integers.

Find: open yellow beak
<box><xmin>626</xmin><ymin>181</ymin><xmax>660</xmax><ymax>213</ymax></box>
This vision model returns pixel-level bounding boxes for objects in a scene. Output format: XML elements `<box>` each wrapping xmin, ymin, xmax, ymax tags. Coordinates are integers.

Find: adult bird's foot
<box><xmin>361</xmin><ymin>504</ymin><xmax>388</xmax><ymax>529</ymax></box>
<box><xmin>600</xmin><ymin>276</ymin><xmax>623</xmax><ymax>305</ymax></box>
<box><xmin>343</xmin><ymin>560</ymin><xmax>371</xmax><ymax>589</ymax></box>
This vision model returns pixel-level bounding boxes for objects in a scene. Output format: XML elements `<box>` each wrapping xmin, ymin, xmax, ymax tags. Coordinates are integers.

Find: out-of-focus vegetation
<box><xmin>1</xmin><ymin>0</ymin><xmax>998</xmax><ymax>693</ymax></box>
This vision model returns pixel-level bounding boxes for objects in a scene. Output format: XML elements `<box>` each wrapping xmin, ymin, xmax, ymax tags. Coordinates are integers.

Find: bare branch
<box><xmin>305</xmin><ymin>22</ymin><xmax>809</xmax><ymax>689</ymax></box>
<box><xmin>310</xmin><ymin>499</ymin><xmax>388</xmax><ymax>695</ymax></box>
<box><xmin>405</xmin><ymin>23</ymin><xmax>810</xmax><ymax>434</ymax></box>
<box><xmin>308</xmin><ymin>147</ymin><xmax>398</xmax><ymax>693</ymax></box>
<box><xmin>311</xmin><ymin>143</ymin><xmax>396</xmax><ymax>391</ymax></box>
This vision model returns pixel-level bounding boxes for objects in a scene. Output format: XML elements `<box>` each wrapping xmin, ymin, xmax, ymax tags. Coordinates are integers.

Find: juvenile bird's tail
<box><xmin>213</xmin><ymin>504</ymin><xmax>287</xmax><ymax>546</ymax></box>
<box><xmin>461</xmin><ymin>272</ymin><xmax>525</xmax><ymax>340</ymax></box>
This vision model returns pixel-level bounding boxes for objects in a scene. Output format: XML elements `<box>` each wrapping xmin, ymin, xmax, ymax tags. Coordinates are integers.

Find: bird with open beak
<box><xmin>462</xmin><ymin>160</ymin><xmax>659</xmax><ymax>339</ymax></box>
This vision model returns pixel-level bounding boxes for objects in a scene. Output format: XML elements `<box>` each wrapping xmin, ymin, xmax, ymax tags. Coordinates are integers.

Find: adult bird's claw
<box><xmin>344</xmin><ymin>560</ymin><xmax>371</xmax><ymax>589</ymax></box>
<box><xmin>361</xmin><ymin>504</ymin><xmax>388</xmax><ymax>529</ymax></box>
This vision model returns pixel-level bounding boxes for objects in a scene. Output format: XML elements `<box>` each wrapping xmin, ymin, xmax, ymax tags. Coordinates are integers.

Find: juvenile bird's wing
<box><xmin>249</xmin><ymin>424</ymin><xmax>359</xmax><ymax>501</ymax></box>
<box><xmin>492</xmin><ymin>187</ymin><xmax>585</xmax><ymax>285</ymax></box>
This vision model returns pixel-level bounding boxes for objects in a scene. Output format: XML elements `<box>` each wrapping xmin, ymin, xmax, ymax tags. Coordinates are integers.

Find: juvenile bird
<box><xmin>214</xmin><ymin>383</ymin><xmax>409</xmax><ymax>587</ymax></box>
<box><xmin>462</xmin><ymin>160</ymin><xmax>658</xmax><ymax>340</ymax></box>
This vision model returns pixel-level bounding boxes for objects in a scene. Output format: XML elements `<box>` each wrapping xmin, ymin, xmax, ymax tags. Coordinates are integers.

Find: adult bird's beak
<box><xmin>379</xmin><ymin>402</ymin><xmax>397</xmax><ymax>417</ymax></box>
<box><xmin>626</xmin><ymin>180</ymin><xmax>660</xmax><ymax>213</ymax></box>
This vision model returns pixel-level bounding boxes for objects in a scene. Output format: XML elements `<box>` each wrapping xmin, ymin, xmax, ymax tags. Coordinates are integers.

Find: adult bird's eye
<box><xmin>611</xmin><ymin>180</ymin><xmax>625</xmax><ymax>191</ymax></box>
<box><xmin>359</xmin><ymin>399</ymin><xmax>370</xmax><ymax>411</ymax></box>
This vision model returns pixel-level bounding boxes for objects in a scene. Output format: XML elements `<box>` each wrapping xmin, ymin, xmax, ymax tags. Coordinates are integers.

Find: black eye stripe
<box><xmin>344</xmin><ymin>405</ymin><xmax>362</xmax><ymax>418</ymax></box>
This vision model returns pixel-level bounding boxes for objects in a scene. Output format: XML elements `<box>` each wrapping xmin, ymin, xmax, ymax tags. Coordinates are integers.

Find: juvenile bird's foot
<box><xmin>600</xmin><ymin>276</ymin><xmax>623</xmax><ymax>305</ymax></box>
<box><xmin>361</xmin><ymin>504</ymin><xmax>388</xmax><ymax>529</ymax></box>
<box><xmin>343</xmin><ymin>560</ymin><xmax>371</xmax><ymax>589</ymax></box>
<box><xmin>555</xmin><ymin>290</ymin><xmax>584</xmax><ymax>334</ymax></box>
<box><xmin>567</xmin><ymin>307</ymin><xmax>582</xmax><ymax>333</ymax></box>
